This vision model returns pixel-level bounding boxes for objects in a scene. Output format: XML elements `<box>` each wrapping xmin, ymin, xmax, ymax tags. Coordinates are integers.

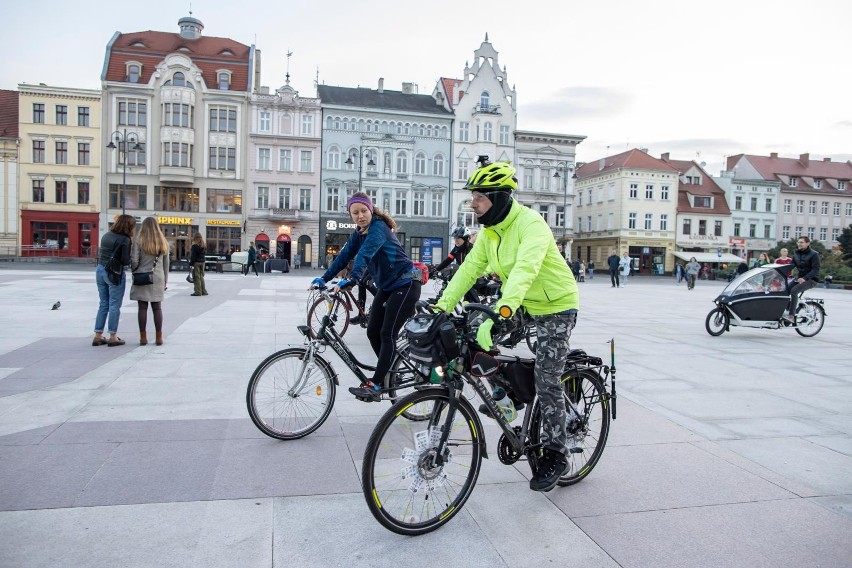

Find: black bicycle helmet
<box><xmin>451</xmin><ymin>226</ymin><xmax>471</xmax><ymax>239</ymax></box>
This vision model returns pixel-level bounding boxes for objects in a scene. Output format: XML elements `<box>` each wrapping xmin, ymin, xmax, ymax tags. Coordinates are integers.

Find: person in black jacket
<box><xmin>607</xmin><ymin>249</ymin><xmax>621</xmax><ymax>288</ymax></box>
<box><xmin>786</xmin><ymin>236</ymin><xmax>820</xmax><ymax>321</ymax></box>
<box><xmin>92</xmin><ymin>214</ymin><xmax>136</xmax><ymax>347</ymax></box>
<box><xmin>190</xmin><ymin>232</ymin><xmax>208</xmax><ymax>296</ymax></box>
<box><xmin>433</xmin><ymin>226</ymin><xmax>478</xmax><ymax>302</ymax></box>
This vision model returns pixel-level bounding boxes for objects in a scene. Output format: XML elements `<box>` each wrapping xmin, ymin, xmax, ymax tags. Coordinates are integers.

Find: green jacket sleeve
<box><xmin>435</xmin><ymin>237</ymin><xmax>490</xmax><ymax>311</ymax></box>
<box><xmin>495</xmin><ymin>215</ymin><xmax>550</xmax><ymax>315</ymax></box>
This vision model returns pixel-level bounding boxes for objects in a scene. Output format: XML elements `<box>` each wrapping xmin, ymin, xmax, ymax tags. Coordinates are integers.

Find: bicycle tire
<box><xmin>246</xmin><ymin>348</ymin><xmax>336</xmax><ymax>440</ymax></box>
<box><xmin>705</xmin><ymin>307</ymin><xmax>728</xmax><ymax>336</ymax></box>
<box><xmin>362</xmin><ymin>388</ymin><xmax>483</xmax><ymax>535</ymax></box>
<box><xmin>795</xmin><ymin>301</ymin><xmax>825</xmax><ymax>337</ymax></box>
<box><xmin>529</xmin><ymin>368</ymin><xmax>610</xmax><ymax>486</ymax></box>
<box><xmin>307</xmin><ymin>295</ymin><xmax>350</xmax><ymax>337</ymax></box>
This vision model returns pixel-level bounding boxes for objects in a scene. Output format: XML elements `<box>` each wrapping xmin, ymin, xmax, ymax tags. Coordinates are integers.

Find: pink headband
<box><xmin>347</xmin><ymin>195</ymin><xmax>374</xmax><ymax>213</ymax></box>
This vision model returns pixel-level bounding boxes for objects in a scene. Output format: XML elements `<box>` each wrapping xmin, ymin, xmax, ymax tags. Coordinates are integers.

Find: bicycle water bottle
<box><xmin>492</xmin><ymin>387</ymin><xmax>516</xmax><ymax>422</ymax></box>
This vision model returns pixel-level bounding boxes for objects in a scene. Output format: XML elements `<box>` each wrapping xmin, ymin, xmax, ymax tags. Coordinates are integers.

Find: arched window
<box><xmin>358</xmin><ymin>119</ymin><xmax>366</xmax><ymax>132</ymax></box>
<box><xmin>432</xmin><ymin>154</ymin><xmax>445</xmax><ymax>177</ymax></box>
<box><xmin>333</xmin><ymin>116</ymin><xmax>340</xmax><ymax>130</ymax></box>
<box><xmin>418</xmin><ymin>124</ymin><xmax>425</xmax><ymax>136</ymax></box>
<box><xmin>217</xmin><ymin>71</ymin><xmax>231</xmax><ymax>90</ymax></box>
<box><xmin>383</xmin><ymin>151</ymin><xmax>392</xmax><ymax>173</ymax></box>
<box><xmin>396</xmin><ymin>151</ymin><xmax>408</xmax><ymax>174</ymax></box>
<box><xmin>440</xmin><ymin>125</ymin><xmax>448</xmax><ymax>138</ymax></box>
<box><xmin>342</xmin><ymin>118</ymin><xmax>349</xmax><ymax>130</ymax></box>
<box><xmin>127</xmin><ymin>63</ymin><xmax>141</xmax><ymax>83</ymax></box>
<box><xmin>480</xmin><ymin>91</ymin><xmax>490</xmax><ymax>109</ymax></box>
<box><xmin>327</xmin><ymin>146</ymin><xmax>341</xmax><ymax>170</ymax></box>
<box><xmin>414</xmin><ymin>152</ymin><xmax>426</xmax><ymax>175</ymax></box>
<box><xmin>326</xmin><ymin>116</ymin><xmax>333</xmax><ymax>130</ymax></box>
<box><xmin>404</xmin><ymin>123</ymin><xmax>411</xmax><ymax>134</ymax></box>
<box><xmin>173</xmin><ymin>72</ymin><xmax>186</xmax><ymax>87</ymax></box>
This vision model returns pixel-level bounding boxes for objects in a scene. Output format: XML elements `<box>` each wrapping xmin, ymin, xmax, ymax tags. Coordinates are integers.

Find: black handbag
<box><xmin>104</xmin><ymin>245</ymin><xmax>124</xmax><ymax>286</ymax></box>
<box><xmin>132</xmin><ymin>257</ymin><xmax>158</xmax><ymax>286</ymax></box>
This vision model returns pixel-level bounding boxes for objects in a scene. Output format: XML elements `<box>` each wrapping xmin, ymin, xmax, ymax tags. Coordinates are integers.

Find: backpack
<box><xmin>404</xmin><ymin>312</ymin><xmax>460</xmax><ymax>369</ymax></box>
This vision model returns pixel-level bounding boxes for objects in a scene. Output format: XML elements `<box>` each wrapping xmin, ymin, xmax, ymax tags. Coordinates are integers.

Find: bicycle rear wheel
<box><xmin>362</xmin><ymin>388</ymin><xmax>483</xmax><ymax>535</ymax></box>
<box><xmin>246</xmin><ymin>348</ymin><xmax>336</xmax><ymax>440</ymax></box>
<box><xmin>307</xmin><ymin>295</ymin><xmax>350</xmax><ymax>337</ymax></box>
<box><xmin>530</xmin><ymin>368</ymin><xmax>610</xmax><ymax>486</ymax></box>
<box><xmin>795</xmin><ymin>301</ymin><xmax>825</xmax><ymax>337</ymax></box>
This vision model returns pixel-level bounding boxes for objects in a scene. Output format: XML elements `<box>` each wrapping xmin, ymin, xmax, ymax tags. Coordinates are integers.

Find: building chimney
<box><xmin>639</xmin><ymin>147</ymin><xmax>649</xmax><ymax>154</ymax></box>
<box><xmin>661</xmin><ymin>152</ymin><xmax>670</xmax><ymax>161</ymax></box>
<box><xmin>598</xmin><ymin>158</ymin><xmax>606</xmax><ymax>171</ymax></box>
<box><xmin>378</xmin><ymin>78</ymin><xmax>384</xmax><ymax>93</ymax></box>
<box><xmin>823</xmin><ymin>157</ymin><xmax>832</xmax><ymax>162</ymax></box>
<box><xmin>799</xmin><ymin>153</ymin><xmax>810</xmax><ymax>167</ymax></box>
<box><xmin>770</xmin><ymin>152</ymin><xmax>778</xmax><ymax>159</ymax></box>
<box><xmin>402</xmin><ymin>82</ymin><xmax>413</xmax><ymax>94</ymax></box>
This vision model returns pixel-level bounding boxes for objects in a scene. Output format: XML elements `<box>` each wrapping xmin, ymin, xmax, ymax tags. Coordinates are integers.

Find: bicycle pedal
<box><xmin>568</xmin><ymin>447</ymin><xmax>583</xmax><ymax>454</ymax></box>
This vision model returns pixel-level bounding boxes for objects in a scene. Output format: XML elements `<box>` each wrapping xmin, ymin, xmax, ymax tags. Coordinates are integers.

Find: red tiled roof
<box><xmin>576</xmin><ymin>148</ymin><xmax>679</xmax><ymax>178</ymax></box>
<box><xmin>105</xmin><ymin>31</ymin><xmax>251</xmax><ymax>91</ymax></box>
<box><xmin>0</xmin><ymin>90</ymin><xmax>19</xmax><ymax>138</ymax></box>
<box><xmin>439</xmin><ymin>77</ymin><xmax>463</xmax><ymax>109</ymax></box>
<box><xmin>727</xmin><ymin>153</ymin><xmax>852</xmax><ymax>192</ymax></box>
<box><xmin>665</xmin><ymin>158</ymin><xmax>731</xmax><ymax>215</ymax></box>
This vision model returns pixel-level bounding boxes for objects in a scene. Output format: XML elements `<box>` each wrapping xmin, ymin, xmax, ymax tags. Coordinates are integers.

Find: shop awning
<box><xmin>672</xmin><ymin>251</ymin><xmax>746</xmax><ymax>264</ymax></box>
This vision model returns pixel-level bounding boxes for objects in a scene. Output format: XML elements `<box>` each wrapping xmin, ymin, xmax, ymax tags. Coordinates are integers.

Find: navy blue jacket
<box><xmin>323</xmin><ymin>218</ymin><xmax>414</xmax><ymax>292</ymax></box>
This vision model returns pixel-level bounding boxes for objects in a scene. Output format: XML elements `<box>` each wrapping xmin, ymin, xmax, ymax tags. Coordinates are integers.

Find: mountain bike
<box><xmin>361</xmin><ymin>302</ymin><xmax>616</xmax><ymax>535</ymax></box>
<box><xmin>246</xmin><ymin>283</ymin><xmax>430</xmax><ymax>440</ymax></box>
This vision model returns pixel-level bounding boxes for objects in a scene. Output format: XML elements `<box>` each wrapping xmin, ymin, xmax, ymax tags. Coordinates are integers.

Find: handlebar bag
<box><xmin>404</xmin><ymin>312</ymin><xmax>459</xmax><ymax>368</ymax></box>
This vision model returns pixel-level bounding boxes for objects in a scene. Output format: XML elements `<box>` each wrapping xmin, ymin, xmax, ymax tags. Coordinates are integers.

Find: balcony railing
<box><xmin>473</xmin><ymin>104</ymin><xmax>501</xmax><ymax>114</ymax></box>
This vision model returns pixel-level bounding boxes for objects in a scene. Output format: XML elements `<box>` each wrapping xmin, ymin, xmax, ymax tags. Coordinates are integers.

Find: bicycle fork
<box><xmin>288</xmin><ymin>342</ymin><xmax>319</xmax><ymax>398</ymax></box>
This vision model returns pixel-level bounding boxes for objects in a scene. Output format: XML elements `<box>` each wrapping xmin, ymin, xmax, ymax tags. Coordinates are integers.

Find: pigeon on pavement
<box><xmin>51</xmin><ymin>301</ymin><xmax>61</xmax><ymax>310</ymax></box>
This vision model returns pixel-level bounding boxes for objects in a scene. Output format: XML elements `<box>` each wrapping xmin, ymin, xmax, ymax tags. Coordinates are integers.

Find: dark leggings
<box><xmin>137</xmin><ymin>301</ymin><xmax>163</xmax><ymax>332</ymax></box>
<box><xmin>365</xmin><ymin>280</ymin><xmax>421</xmax><ymax>385</ymax></box>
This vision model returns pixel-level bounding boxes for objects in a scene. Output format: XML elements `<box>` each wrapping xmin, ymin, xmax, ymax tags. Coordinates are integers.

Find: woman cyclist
<box><xmin>432</xmin><ymin>226</ymin><xmax>480</xmax><ymax>303</ymax></box>
<box><xmin>434</xmin><ymin>161</ymin><xmax>580</xmax><ymax>493</ymax></box>
<box><xmin>311</xmin><ymin>192</ymin><xmax>421</xmax><ymax>401</ymax></box>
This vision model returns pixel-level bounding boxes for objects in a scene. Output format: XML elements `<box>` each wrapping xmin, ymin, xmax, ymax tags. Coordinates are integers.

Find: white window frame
<box><xmin>256</xmin><ymin>186</ymin><xmax>269</xmax><ymax>209</ymax></box>
<box><xmin>279</xmin><ymin>148</ymin><xmax>292</xmax><ymax>171</ymax></box>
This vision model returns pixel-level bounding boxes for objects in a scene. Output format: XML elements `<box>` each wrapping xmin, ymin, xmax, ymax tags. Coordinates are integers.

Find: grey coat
<box><xmin>130</xmin><ymin>242</ymin><xmax>170</xmax><ymax>302</ymax></box>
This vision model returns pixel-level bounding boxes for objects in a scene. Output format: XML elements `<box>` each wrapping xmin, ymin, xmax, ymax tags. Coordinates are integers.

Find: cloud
<box><xmin>522</xmin><ymin>87</ymin><xmax>632</xmax><ymax>121</ymax></box>
<box><xmin>832</xmin><ymin>120</ymin><xmax>852</xmax><ymax>128</ymax></box>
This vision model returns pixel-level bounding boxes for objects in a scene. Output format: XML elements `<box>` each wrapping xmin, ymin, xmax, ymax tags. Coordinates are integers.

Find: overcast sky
<box><xmin>3</xmin><ymin>0</ymin><xmax>850</xmax><ymax>176</ymax></box>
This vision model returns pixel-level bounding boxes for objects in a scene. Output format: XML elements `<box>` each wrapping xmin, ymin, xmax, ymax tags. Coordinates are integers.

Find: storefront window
<box><xmin>32</xmin><ymin>222</ymin><xmax>69</xmax><ymax>250</ymax></box>
<box><xmin>155</xmin><ymin>186</ymin><xmax>198</xmax><ymax>212</ymax></box>
<box><xmin>207</xmin><ymin>189</ymin><xmax>242</xmax><ymax>214</ymax></box>
<box><xmin>206</xmin><ymin>226</ymin><xmax>241</xmax><ymax>256</ymax></box>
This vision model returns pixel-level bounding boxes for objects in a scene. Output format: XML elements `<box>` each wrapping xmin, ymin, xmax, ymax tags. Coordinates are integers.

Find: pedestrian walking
<box><xmin>619</xmin><ymin>253</ymin><xmax>631</xmax><ymax>287</ymax></box>
<box><xmin>675</xmin><ymin>263</ymin><xmax>684</xmax><ymax>285</ymax></box>
<box><xmin>587</xmin><ymin>260</ymin><xmax>595</xmax><ymax>279</ymax></box>
<box><xmin>190</xmin><ymin>233</ymin><xmax>208</xmax><ymax>296</ymax></box>
<box><xmin>607</xmin><ymin>249</ymin><xmax>620</xmax><ymax>288</ymax></box>
<box><xmin>685</xmin><ymin>257</ymin><xmax>701</xmax><ymax>290</ymax></box>
<box><xmin>244</xmin><ymin>242</ymin><xmax>258</xmax><ymax>276</ymax></box>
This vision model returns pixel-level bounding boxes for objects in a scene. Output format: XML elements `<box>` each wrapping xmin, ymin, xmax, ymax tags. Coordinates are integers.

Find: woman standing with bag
<box><xmin>92</xmin><ymin>214</ymin><xmax>136</xmax><ymax>347</ymax></box>
<box><xmin>190</xmin><ymin>232</ymin><xmax>208</xmax><ymax>296</ymax></box>
<box><xmin>130</xmin><ymin>217</ymin><xmax>170</xmax><ymax>345</ymax></box>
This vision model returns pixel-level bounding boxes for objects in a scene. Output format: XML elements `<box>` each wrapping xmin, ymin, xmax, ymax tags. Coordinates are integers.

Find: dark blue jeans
<box><xmin>94</xmin><ymin>264</ymin><xmax>126</xmax><ymax>334</ymax></box>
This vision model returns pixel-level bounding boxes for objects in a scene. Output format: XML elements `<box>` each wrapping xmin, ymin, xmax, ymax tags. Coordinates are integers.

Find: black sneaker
<box><xmin>349</xmin><ymin>382</ymin><xmax>382</xmax><ymax>402</ymax></box>
<box><xmin>529</xmin><ymin>449</ymin><xmax>568</xmax><ymax>492</ymax></box>
<box><xmin>350</xmin><ymin>314</ymin><xmax>365</xmax><ymax>326</ymax></box>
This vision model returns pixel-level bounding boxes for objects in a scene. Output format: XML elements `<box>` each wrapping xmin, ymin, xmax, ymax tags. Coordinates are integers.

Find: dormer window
<box><xmin>217</xmin><ymin>71</ymin><xmax>231</xmax><ymax>90</ymax></box>
<box><xmin>789</xmin><ymin>176</ymin><xmax>798</xmax><ymax>187</ymax></box>
<box><xmin>178</xmin><ymin>46</ymin><xmax>191</xmax><ymax>53</ymax></box>
<box><xmin>693</xmin><ymin>196</ymin><xmax>712</xmax><ymax>208</ymax></box>
<box><xmin>839</xmin><ymin>181</ymin><xmax>847</xmax><ymax>191</ymax></box>
<box><xmin>131</xmin><ymin>41</ymin><xmax>146</xmax><ymax>48</ymax></box>
<box><xmin>220</xmin><ymin>49</ymin><xmax>234</xmax><ymax>56</ymax></box>
<box><xmin>126</xmin><ymin>63</ymin><xmax>141</xmax><ymax>83</ymax></box>
<box><xmin>814</xmin><ymin>179</ymin><xmax>822</xmax><ymax>189</ymax></box>
<box><xmin>172</xmin><ymin>72</ymin><xmax>187</xmax><ymax>87</ymax></box>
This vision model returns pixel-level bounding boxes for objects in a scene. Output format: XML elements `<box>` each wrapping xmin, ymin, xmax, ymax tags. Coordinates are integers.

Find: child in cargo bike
<box><xmin>311</xmin><ymin>192</ymin><xmax>421</xmax><ymax>401</ymax></box>
<box><xmin>433</xmin><ymin>160</ymin><xmax>580</xmax><ymax>493</ymax></box>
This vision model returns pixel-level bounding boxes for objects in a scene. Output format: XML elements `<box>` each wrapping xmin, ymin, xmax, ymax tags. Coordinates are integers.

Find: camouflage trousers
<box><xmin>533</xmin><ymin>309</ymin><xmax>577</xmax><ymax>456</ymax></box>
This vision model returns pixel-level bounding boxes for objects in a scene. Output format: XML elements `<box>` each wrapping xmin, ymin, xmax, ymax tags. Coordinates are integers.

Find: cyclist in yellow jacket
<box><xmin>435</xmin><ymin>161</ymin><xmax>579</xmax><ymax>492</ymax></box>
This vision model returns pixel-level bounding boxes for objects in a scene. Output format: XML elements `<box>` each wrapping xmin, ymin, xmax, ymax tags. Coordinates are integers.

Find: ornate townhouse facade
<box><xmin>713</xmin><ymin>168</ymin><xmax>779</xmax><ymax>261</ymax></box>
<box><xmin>660</xmin><ymin>155</ymin><xmax>739</xmax><ymax>267</ymax></box>
<box><xmin>514</xmin><ymin>130</ymin><xmax>585</xmax><ymax>254</ymax></box>
<box><xmin>247</xmin><ymin>78</ymin><xmax>321</xmax><ymax>266</ymax></box>
<box><xmin>317</xmin><ymin>82</ymin><xmax>453</xmax><ymax>266</ymax></box>
<box><xmin>0</xmin><ymin>89</ymin><xmax>19</xmax><ymax>253</ymax></box>
<box><xmin>100</xmin><ymin>16</ymin><xmax>258</xmax><ymax>260</ymax></box>
<box><xmin>723</xmin><ymin>153</ymin><xmax>852</xmax><ymax>251</ymax></box>
<box><xmin>573</xmin><ymin>149</ymin><xmax>680</xmax><ymax>274</ymax></box>
<box><xmin>17</xmin><ymin>84</ymin><xmax>101</xmax><ymax>258</ymax></box>
<box><xmin>433</xmin><ymin>36</ymin><xmax>517</xmax><ymax>230</ymax></box>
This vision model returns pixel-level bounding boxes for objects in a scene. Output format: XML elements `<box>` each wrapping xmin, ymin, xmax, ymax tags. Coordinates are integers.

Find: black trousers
<box><xmin>610</xmin><ymin>269</ymin><xmax>620</xmax><ymax>287</ymax></box>
<box><xmin>244</xmin><ymin>261</ymin><xmax>258</xmax><ymax>275</ymax></box>
<box><xmin>365</xmin><ymin>280</ymin><xmax>421</xmax><ymax>385</ymax></box>
<box><xmin>788</xmin><ymin>279</ymin><xmax>817</xmax><ymax>313</ymax></box>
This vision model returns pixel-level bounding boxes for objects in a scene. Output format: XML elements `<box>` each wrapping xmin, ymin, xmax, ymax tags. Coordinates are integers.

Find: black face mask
<box><xmin>477</xmin><ymin>190</ymin><xmax>514</xmax><ymax>227</ymax></box>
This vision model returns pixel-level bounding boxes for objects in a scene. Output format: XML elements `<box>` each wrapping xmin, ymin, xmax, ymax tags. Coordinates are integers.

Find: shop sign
<box><xmin>159</xmin><ymin>216</ymin><xmax>192</xmax><ymax>225</ymax></box>
<box><xmin>326</xmin><ymin>220</ymin><xmax>357</xmax><ymax>231</ymax></box>
<box><xmin>677</xmin><ymin>234</ymin><xmax>727</xmax><ymax>247</ymax></box>
<box><xmin>208</xmin><ymin>219</ymin><xmax>241</xmax><ymax>226</ymax></box>
<box><xmin>729</xmin><ymin>237</ymin><xmax>746</xmax><ymax>248</ymax></box>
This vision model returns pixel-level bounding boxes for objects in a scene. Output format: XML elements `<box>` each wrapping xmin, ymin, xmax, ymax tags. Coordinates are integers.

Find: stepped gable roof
<box><xmin>576</xmin><ymin>148</ymin><xmax>679</xmax><ymax>178</ymax></box>
<box><xmin>728</xmin><ymin>153</ymin><xmax>852</xmax><ymax>193</ymax></box>
<box><xmin>318</xmin><ymin>85</ymin><xmax>452</xmax><ymax>116</ymax></box>
<box><xmin>105</xmin><ymin>30</ymin><xmax>251</xmax><ymax>91</ymax></box>
<box><xmin>665</xmin><ymin>158</ymin><xmax>731</xmax><ymax>215</ymax></box>
<box><xmin>0</xmin><ymin>90</ymin><xmax>18</xmax><ymax>138</ymax></box>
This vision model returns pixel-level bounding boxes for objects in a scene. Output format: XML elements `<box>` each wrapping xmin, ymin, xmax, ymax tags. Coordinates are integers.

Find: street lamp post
<box><xmin>106</xmin><ymin>129</ymin><xmax>141</xmax><ymax>215</ymax></box>
<box><xmin>344</xmin><ymin>147</ymin><xmax>376</xmax><ymax>191</ymax></box>
<box><xmin>553</xmin><ymin>163</ymin><xmax>578</xmax><ymax>257</ymax></box>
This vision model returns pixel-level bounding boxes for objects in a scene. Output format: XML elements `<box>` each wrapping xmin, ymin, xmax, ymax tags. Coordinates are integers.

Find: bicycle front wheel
<box><xmin>307</xmin><ymin>295</ymin><xmax>350</xmax><ymax>337</ymax></box>
<box><xmin>246</xmin><ymin>348</ymin><xmax>336</xmax><ymax>440</ymax></box>
<box><xmin>362</xmin><ymin>388</ymin><xmax>483</xmax><ymax>535</ymax></box>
